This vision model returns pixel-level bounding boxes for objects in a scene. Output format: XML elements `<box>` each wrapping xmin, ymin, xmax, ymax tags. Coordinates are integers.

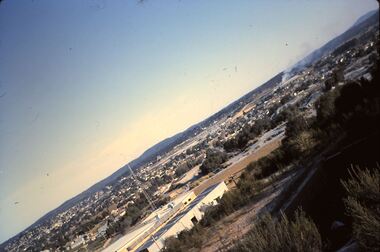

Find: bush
<box><xmin>341</xmin><ymin>166</ymin><xmax>380</xmax><ymax>251</ymax></box>
<box><xmin>224</xmin><ymin>118</ymin><xmax>273</xmax><ymax>152</ymax></box>
<box><xmin>200</xmin><ymin>149</ymin><xmax>227</xmax><ymax>175</ymax></box>
<box><xmin>201</xmin><ymin>190</ymin><xmax>246</xmax><ymax>226</ymax></box>
<box><xmin>284</xmin><ymin>130</ymin><xmax>317</xmax><ymax>157</ymax></box>
<box><xmin>236</xmin><ymin>172</ymin><xmax>259</xmax><ymax>196</ymax></box>
<box><xmin>175</xmin><ymin>162</ymin><xmax>191</xmax><ymax>177</ymax></box>
<box><xmin>284</xmin><ymin>114</ymin><xmax>309</xmax><ymax>139</ymax></box>
<box><xmin>163</xmin><ymin>224</ymin><xmax>205</xmax><ymax>251</ymax></box>
<box><xmin>163</xmin><ymin>237</ymin><xmax>185</xmax><ymax>252</ymax></box>
<box><xmin>230</xmin><ymin>210</ymin><xmax>322</xmax><ymax>252</ymax></box>
<box><xmin>251</xmin><ymin>149</ymin><xmax>289</xmax><ymax>179</ymax></box>
<box><xmin>315</xmin><ymin>88</ymin><xmax>339</xmax><ymax>126</ymax></box>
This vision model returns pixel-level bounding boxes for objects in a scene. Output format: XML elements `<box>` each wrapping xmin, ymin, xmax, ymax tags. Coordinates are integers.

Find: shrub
<box><xmin>237</xmin><ymin>172</ymin><xmax>257</xmax><ymax>196</ymax></box>
<box><xmin>163</xmin><ymin>237</ymin><xmax>185</xmax><ymax>252</ymax></box>
<box><xmin>284</xmin><ymin>130</ymin><xmax>317</xmax><ymax>157</ymax></box>
<box><xmin>230</xmin><ymin>210</ymin><xmax>322</xmax><ymax>252</ymax></box>
<box><xmin>341</xmin><ymin>166</ymin><xmax>380</xmax><ymax>251</ymax></box>
<box><xmin>252</xmin><ymin>149</ymin><xmax>289</xmax><ymax>179</ymax></box>
<box><xmin>200</xmin><ymin>149</ymin><xmax>228</xmax><ymax>175</ymax></box>
<box><xmin>223</xmin><ymin>118</ymin><xmax>273</xmax><ymax>152</ymax></box>
<box><xmin>163</xmin><ymin>224</ymin><xmax>205</xmax><ymax>251</ymax></box>
<box><xmin>201</xmin><ymin>190</ymin><xmax>246</xmax><ymax>226</ymax></box>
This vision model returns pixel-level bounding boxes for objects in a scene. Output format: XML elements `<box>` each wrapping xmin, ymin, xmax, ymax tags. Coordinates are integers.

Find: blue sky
<box><xmin>0</xmin><ymin>0</ymin><xmax>377</xmax><ymax>243</ymax></box>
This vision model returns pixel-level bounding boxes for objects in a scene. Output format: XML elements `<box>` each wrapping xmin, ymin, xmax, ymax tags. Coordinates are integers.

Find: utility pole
<box><xmin>152</xmin><ymin>235</ymin><xmax>161</xmax><ymax>250</ymax></box>
<box><xmin>127</xmin><ymin>164</ymin><xmax>157</xmax><ymax>211</ymax></box>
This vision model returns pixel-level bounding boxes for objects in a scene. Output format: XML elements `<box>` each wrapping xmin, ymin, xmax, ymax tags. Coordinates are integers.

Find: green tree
<box><xmin>200</xmin><ymin>149</ymin><xmax>227</xmax><ymax>175</ymax></box>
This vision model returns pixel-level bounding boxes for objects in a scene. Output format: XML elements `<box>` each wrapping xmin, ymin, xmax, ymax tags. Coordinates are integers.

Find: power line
<box><xmin>127</xmin><ymin>165</ymin><xmax>157</xmax><ymax>211</ymax></box>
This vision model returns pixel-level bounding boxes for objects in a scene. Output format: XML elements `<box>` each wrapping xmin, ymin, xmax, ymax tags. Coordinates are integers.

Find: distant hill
<box><xmin>289</xmin><ymin>9</ymin><xmax>379</xmax><ymax>73</ymax></box>
<box><xmin>353</xmin><ymin>9</ymin><xmax>377</xmax><ymax>26</ymax></box>
<box><xmin>3</xmin><ymin>8</ymin><xmax>378</xmax><ymax>247</ymax></box>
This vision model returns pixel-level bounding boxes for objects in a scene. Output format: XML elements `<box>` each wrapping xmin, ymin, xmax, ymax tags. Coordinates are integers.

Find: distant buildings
<box><xmin>70</xmin><ymin>235</ymin><xmax>86</xmax><ymax>250</ymax></box>
<box><xmin>98</xmin><ymin>222</ymin><xmax>109</xmax><ymax>237</ymax></box>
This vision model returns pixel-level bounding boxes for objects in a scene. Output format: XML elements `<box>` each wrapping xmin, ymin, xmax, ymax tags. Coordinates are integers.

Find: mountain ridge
<box><xmin>287</xmin><ymin>8</ymin><xmax>379</xmax><ymax>74</ymax></box>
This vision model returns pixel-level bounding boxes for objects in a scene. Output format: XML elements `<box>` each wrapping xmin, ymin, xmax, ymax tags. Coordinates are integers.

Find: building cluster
<box><xmin>105</xmin><ymin>182</ymin><xmax>228</xmax><ymax>252</ymax></box>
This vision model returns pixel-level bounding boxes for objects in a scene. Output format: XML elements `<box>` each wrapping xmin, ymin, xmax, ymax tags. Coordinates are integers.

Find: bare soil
<box><xmin>198</xmin><ymin>170</ymin><xmax>297</xmax><ymax>252</ymax></box>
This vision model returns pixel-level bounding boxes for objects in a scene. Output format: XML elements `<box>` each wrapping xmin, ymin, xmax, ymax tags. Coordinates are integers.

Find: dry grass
<box><xmin>229</xmin><ymin>211</ymin><xmax>322</xmax><ymax>252</ymax></box>
<box><xmin>199</xmin><ymin>192</ymin><xmax>278</xmax><ymax>252</ymax></box>
<box><xmin>198</xmin><ymin>170</ymin><xmax>296</xmax><ymax>252</ymax></box>
<box><xmin>341</xmin><ymin>165</ymin><xmax>380</xmax><ymax>251</ymax></box>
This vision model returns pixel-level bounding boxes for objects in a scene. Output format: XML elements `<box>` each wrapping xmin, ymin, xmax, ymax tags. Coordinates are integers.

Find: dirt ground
<box><xmin>193</xmin><ymin>138</ymin><xmax>282</xmax><ymax>195</ymax></box>
<box><xmin>198</xmin><ymin>170</ymin><xmax>297</xmax><ymax>252</ymax></box>
<box><xmin>177</xmin><ymin>165</ymin><xmax>200</xmax><ymax>185</ymax></box>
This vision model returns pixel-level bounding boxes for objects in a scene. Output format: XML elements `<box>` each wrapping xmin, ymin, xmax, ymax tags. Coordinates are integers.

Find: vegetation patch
<box><xmin>229</xmin><ymin>210</ymin><xmax>322</xmax><ymax>252</ymax></box>
<box><xmin>341</xmin><ymin>166</ymin><xmax>380</xmax><ymax>251</ymax></box>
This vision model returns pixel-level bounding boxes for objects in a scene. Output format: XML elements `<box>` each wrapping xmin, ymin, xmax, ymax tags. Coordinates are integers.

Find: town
<box><xmin>2</xmin><ymin>7</ymin><xmax>379</xmax><ymax>252</ymax></box>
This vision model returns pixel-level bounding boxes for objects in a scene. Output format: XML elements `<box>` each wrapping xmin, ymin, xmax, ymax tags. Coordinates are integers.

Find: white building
<box><xmin>71</xmin><ymin>235</ymin><xmax>85</xmax><ymax>250</ymax></box>
<box><xmin>104</xmin><ymin>191</ymin><xmax>195</xmax><ymax>252</ymax></box>
<box><xmin>103</xmin><ymin>182</ymin><xmax>228</xmax><ymax>252</ymax></box>
<box><xmin>136</xmin><ymin>182</ymin><xmax>228</xmax><ymax>252</ymax></box>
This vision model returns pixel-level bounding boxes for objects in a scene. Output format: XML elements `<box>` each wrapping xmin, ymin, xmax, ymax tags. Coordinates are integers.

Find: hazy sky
<box><xmin>0</xmin><ymin>0</ymin><xmax>377</xmax><ymax>243</ymax></box>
